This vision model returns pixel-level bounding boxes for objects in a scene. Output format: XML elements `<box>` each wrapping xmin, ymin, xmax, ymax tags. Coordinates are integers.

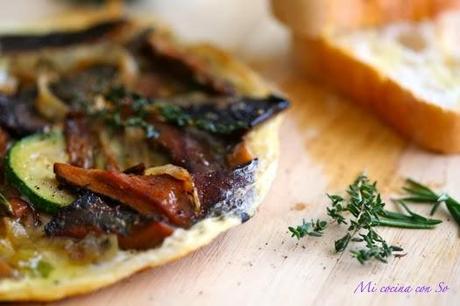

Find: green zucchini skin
<box><xmin>4</xmin><ymin>132</ymin><xmax>75</xmax><ymax>214</ymax></box>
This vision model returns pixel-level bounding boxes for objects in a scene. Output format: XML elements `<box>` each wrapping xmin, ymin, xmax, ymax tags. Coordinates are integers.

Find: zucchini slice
<box><xmin>4</xmin><ymin>132</ymin><xmax>75</xmax><ymax>214</ymax></box>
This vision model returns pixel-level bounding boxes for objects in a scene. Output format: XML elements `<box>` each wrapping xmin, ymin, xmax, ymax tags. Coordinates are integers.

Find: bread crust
<box><xmin>293</xmin><ymin>35</ymin><xmax>460</xmax><ymax>153</ymax></box>
<box><xmin>272</xmin><ymin>0</ymin><xmax>460</xmax><ymax>36</ymax></box>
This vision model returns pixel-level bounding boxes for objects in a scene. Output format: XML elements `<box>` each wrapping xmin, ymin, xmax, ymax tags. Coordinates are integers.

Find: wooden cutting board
<box><xmin>3</xmin><ymin>1</ymin><xmax>459</xmax><ymax>305</ymax></box>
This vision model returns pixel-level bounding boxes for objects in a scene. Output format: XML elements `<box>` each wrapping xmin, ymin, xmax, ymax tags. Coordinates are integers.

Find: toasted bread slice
<box><xmin>271</xmin><ymin>0</ymin><xmax>460</xmax><ymax>37</ymax></box>
<box><xmin>291</xmin><ymin>11</ymin><xmax>460</xmax><ymax>153</ymax></box>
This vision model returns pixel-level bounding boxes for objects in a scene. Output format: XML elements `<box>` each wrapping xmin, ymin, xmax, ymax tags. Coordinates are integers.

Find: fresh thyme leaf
<box><xmin>159</xmin><ymin>104</ymin><xmax>193</xmax><ymax>127</ymax></box>
<box><xmin>335</xmin><ymin>233</ymin><xmax>352</xmax><ymax>252</ymax></box>
<box><xmin>92</xmin><ymin>108</ymin><xmax>159</xmax><ymax>139</ymax></box>
<box><xmin>158</xmin><ymin>102</ymin><xmax>248</xmax><ymax>135</ymax></box>
<box><xmin>352</xmin><ymin>242</ymin><xmax>403</xmax><ymax>265</ymax></box>
<box><xmin>326</xmin><ymin>194</ymin><xmax>347</xmax><ymax>224</ymax></box>
<box><xmin>103</xmin><ymin>86</ymin><xmax>247</xmax><ymax>136</ymax></box>
<box><xmin>288</xmin><ymin>219</ymin><xmax>327</xmax><ymax>239</ymax></box>
<box><xmin>89</xmin><ymin>87</ymin><xmax>159</xmax><ymax>139</ymax></box>
<box><xmin>159</xmin><ymin>95</ymin><xmax>289</xmax><ymax>135</ymax></box>
<box><xmin>100</xmin><ymin>86</ymin><xmax>289</xmax><ymax>137</ymax></box>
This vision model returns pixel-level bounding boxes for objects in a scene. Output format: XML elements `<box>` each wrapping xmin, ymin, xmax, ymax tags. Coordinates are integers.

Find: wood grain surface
<box><xmin>2</xmin><ymin>0</ymin><xmax>459</xmax><ymax>305</ymax></box>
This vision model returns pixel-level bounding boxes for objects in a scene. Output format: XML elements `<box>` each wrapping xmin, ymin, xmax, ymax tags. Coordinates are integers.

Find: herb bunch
<box><xmin>289</xmin><ymin>174</ymin><xmax>444</xmax><ymax>265</ymax></box>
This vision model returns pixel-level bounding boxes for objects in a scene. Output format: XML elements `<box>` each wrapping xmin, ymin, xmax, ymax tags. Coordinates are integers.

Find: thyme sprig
<box><xmin>326</xmin><ymin>175</ymin><xmax>404</xmax><ymax>263</ymax></box>
<box><xmin>289</xmin><ymin>219</ymin><xmax>327</xmax><ymax>239</ymax></box>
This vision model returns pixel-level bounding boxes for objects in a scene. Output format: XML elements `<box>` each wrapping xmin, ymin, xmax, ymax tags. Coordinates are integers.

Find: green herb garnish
<box><xmin>351</xmin><ymin>242</ymin><xmax>404</xmax><ymax>265</ymax></box>
<box><xmin>103</xmin><ymin>87</ymin><xmax>286</xmax><ymax>136</ymax></box>
<box><xmin>289</xmin><ymin>219</ymin><xmax>327</xmax><ymax>239</ymax></box>
<box><xmin>326</xmin><ymin>175</ymin><xmax>404</xmax><ymax>263</ymax></box>
<box><xmin>90</xmin><ymin>87</ymin><xmax>159</xmax><ymax>139</ymax></box>
<box><xmin>158</xmin><ymin>103</ymin><xmax>248</xmax><ymax>135</ymax></box>
<box><xmin>289</xmin><ymin>174</ymin><xmax>442</xmax><ymax>265</ymax></box>
<box><xmin>20</xmin><ymin>258</ymin><xmax>54</xmax><ymax>278</ymax></box>
<box><xmin>378</xmin><ymin>200</ymin><xmax>442</xmax><ymax>229</ymax></box>
<box><xmin>94</xmin><ymin>109</ymin><xmax>158</xmax><ymax>139</ymax></box>
<box><xmin>36</xmin><ymin>260</ymin><xmax>54</xmax><ymax>278</ymax></box>
<box><xmin>400</xmin><ymin>179</ymin><xmax>460</xmax><ymax>226</ymax></box>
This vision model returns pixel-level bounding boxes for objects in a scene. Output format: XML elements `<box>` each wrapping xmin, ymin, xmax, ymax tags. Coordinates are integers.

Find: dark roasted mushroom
<box><xmin>126</xmin><ymin>30</ymin><xmax>235</xmax><ymax>96</ymax></box>
<box><xmin>0</xmin><ymin>91</ymin><xmax>49</xmax><ymax>136</ymax></box>
<box><xmin>64</xmin><ymin>113</ymin><xmax>95</xmax><ymax>169</ymax></box>
<box><xmin>153</xmin><ymin>122</ymin><xmax>226</xmax><ymax>175</ymax></box>
<box><xmin>0</xmin><ymin>19</ymin><xmax>127</xmax><ymax>53</ymax></box>
<box><xmin>0</xmin><ymin>127</ymin><xmax>9</xmax><ymax>159</ymax></box>
<box><xmin>193</xmin><ymin>160</ymin><xmax>258</xmax><ymax>218</ymax></box>
<box><xmin>2</xmin><ymin>19</ymin><xmax>290</xmax><ymax>254</ymax></box>
<box><xmin>45</xmin><ymin>191</ymin><xmax>174</xmax><ymax>250</ymax></box>
<box><xmin>102</xmin><ymin>86</ymin><xmax>289</xmax><ymax>137</ymax></box>
<box><xmin>51</xmin><ymin>65</ymin><xmax>118</xmax><ymax>109</ymax></box>
<box><xmin>54</xmin><ymin>163</ymin><xmax>196</xmax><ymax>227</ymax></box>
<box><xmin>45</xmin><ymin>192</ymin><xmax>147</xmax><ymax>238</ymax></box>
<box><xmin>147</xmin><ymin>33</ymin><xmax>236</xmax><ymax>96</ymax></box>
<box><xmin>117</xmin><ymin>221</ymin><xmax>174</xmax><ymax>250</ymax></box>
<box><xmin>152</xmin><ymin>122</ymin><xmax>257</xmax><ymax>215</ymax></box>
<box><xmin>158</xmin><ymin>94</ymin><xmax>289</xmax><ymax>136</ymax></box>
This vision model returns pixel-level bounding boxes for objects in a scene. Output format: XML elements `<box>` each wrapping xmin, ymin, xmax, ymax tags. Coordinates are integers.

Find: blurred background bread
<box><xmin>272</xmin><ymin>0</ymin><xmax>460</xmax><ymax>153</ymax></box>
<box><xmin>271</xmin><ymin>0</ymin><xmax>460</xmax><ymax>36</ymax></box>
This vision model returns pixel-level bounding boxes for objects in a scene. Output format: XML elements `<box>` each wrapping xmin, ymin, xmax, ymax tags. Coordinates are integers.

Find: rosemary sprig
<box><xmin>400</xmin><ymin>179</ymin><xmax>460</xmax><ymax>226</ymax></box>
<box><xmin>288</xmin><ymin>219</ymin><xmax>327</xmax><ymax>239</ymax></box>
<box><xmin>377</xmin><ymin>201</ymin><xmax>442</xmax><ymax>229</ymax></box>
